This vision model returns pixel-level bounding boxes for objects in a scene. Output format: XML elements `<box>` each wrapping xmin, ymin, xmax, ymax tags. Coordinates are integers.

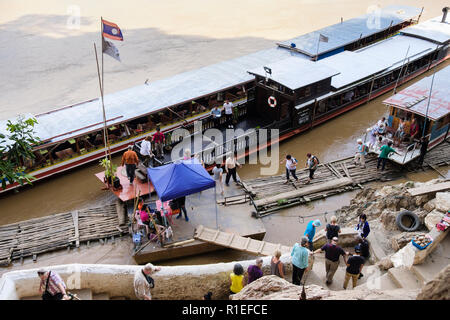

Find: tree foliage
<box><xmin>0</xmin><ymin>116</ymin><xmax>40</xmax><ymax>190</ymax></box>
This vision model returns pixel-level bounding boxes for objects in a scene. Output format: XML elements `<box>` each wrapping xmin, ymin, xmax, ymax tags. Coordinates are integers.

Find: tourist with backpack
<box><xmin>305</xmin><ymin>153</ymin><xmax>319</xmax><ymax>184</ymax></box>
<box><xmin>325</xmin><ymin>216</ymin><xmax>341</xmax><ymax>243</ymax></box>
<box><xmin>354</xmin><ymin>139</ymin><xmax>368</xmax><ymax>168</ymax></box>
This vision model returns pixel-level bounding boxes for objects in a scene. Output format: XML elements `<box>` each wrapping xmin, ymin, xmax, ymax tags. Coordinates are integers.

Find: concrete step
<box><xmin>92</xmin><ymin>292</ymin><xmax>110</xmax><ymax>300</ymax></box>
<box><xmin>388</xmin><ymin>267</ymin><xmax>423</xmax><ymax>289</ymax></box>
<box><xmin>21</xmin><ymin>295</ymin><xmax>41</xmax><ymax>300</ymax></box>
<box><xmin>21</xmin><ymin>288</ymin><xmax>93</xmax><ymax>300</ymax></box>
<box><xmin>368</xmin><ymin>230</ymin><xmax>387</xmax><ymax>263</ymax></box>
<box><xmin>70</xmin><ymin>289</ymin><xmax>93</xmax><ymax>300</ymax></box>
<box><xmin>355</xmin><ymin>273</ymin><xmax>400</xmax><ymax>290</ymax></box>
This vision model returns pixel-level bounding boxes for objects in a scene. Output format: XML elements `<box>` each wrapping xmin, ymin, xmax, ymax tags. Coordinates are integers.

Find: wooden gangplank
<box><xmin>194</xmin><ymin>225</ymin><xmax>291</xmax><ymax>256</ymax></box>
<box><xmin>407</xmin><ymin>181</ymin><xmax>450</xmax><ymax>197</ymax></box>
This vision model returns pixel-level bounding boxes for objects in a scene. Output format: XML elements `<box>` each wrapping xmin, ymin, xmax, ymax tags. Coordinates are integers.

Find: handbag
<box><xmin>41</xmin><ymin>271</ymin><xmax>61</xmax><ymax>300</ymax></box>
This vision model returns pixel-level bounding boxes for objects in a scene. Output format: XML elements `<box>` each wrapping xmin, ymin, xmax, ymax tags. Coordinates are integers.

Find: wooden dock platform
<box><xmin>243</xmin><ymin>139</ymin><xmax>450</xmax><ymax>216</ymax></box>
<box><xmin>132</xmin><ymin>175</ymin><xmax>266</xmax><ymax>264</ymax></box>
<box><xmin>0</xmin><ymin>204</ymin><xmax>128</xmax><ymax>266</ymax></box>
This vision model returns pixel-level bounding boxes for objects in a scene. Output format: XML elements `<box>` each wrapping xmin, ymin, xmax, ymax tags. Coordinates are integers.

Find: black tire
<box><xmin>396</xmin><ymin>210</ymin><xmax>420</xmax><ymax>232</ymax></box>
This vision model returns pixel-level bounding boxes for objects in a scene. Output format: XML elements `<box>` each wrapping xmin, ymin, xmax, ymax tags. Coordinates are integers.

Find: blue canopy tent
<box><xmin>147</xmin><ymin>159</ymin><xmax>219</xmax><ymax>228</ymax></box>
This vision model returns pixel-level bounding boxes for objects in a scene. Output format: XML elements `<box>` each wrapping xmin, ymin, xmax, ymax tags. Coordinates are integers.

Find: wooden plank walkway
<box><xmin>243</xmin><ymin>139</ymin><xmax>450</xmax><ymax>216</ymax></box>
<box><xmin>194</xmin><ymin>225</ymin><xmax>291</xmax><ymax>256</ymax></box>
<box><xmin>0</xmin><ymin>204</ymin><xmax>127</xmax><ymax>266</ymax></box>
<box><xmin>407</xmin><ymin>181</ymin><xmax>450</xmax><ymax>197</ymax></box>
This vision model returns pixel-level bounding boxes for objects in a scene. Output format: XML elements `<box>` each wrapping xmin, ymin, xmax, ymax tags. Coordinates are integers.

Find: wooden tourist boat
<box><xmin>1</xmin><ymin>5</ymin><xmax>444</xmax><ymax>193</ymax></box>
<box><xmin>372</xmin><ymin>65</ymin><xmax>450</xmax><ymax>165</ymax></box>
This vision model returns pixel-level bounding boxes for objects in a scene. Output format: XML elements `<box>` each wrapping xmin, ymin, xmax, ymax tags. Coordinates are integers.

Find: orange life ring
<box><xmin>268</xmin><ymin>96</ymin><xmax>277</xmax><ymax>108</ymax></box>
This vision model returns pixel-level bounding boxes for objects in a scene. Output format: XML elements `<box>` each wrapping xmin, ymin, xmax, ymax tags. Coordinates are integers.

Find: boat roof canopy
<box><xmin>382</xmin><ymin>65</ymin><xmax>450</xmax><ymax>121</ymax></box>
<box><xmin>248</xmin><ymin>57</ymin><xmax>340</xmax><ymax>90</ymax></box>
<box><xmin>401</xmin><ymin>16</ymin><xmax>450</xmax><ymax>44</ymax></box>
<box><xmin>277</xmin><ymin>5</ymin><xmax>421</xmax><ymax>58</ymax></box>
<box><xmin>2</xmin><ymin>47</ymin><xmax>306</xmax><ymax>146</ymax></box>
<box><xmin>354</xmin><ymin>34</ymin><xmax>436</xmax><ymax>71</ymax></box>
<box><xmin>318</xmin><ymin>50</ymin><xmax>390</xmax><ymax>90</ymax></box>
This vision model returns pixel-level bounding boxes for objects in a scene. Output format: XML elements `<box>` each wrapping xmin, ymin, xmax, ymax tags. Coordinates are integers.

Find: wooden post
<box><xmin>71</xmin><ymin>210</ymin><xmax>80</xmax><ymax>248</ymax></box>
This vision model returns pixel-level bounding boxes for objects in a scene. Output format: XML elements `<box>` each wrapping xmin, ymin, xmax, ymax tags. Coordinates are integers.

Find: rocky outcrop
<box><xmin>416</xmin><ymin>264</ymin><xmax>450</xmax><ymax>300</ymax></box>
<box><xmin>376</xmin><ymin>256</ymin><xmax>394</xmax><ymax>270</ymax></box>
<box><xmin>423</xmin><ymin>198</ymin><xmax>437</xmax><ymax>212</ymax></box>
<box><xmin>380</xmin><ymin>209</ymin><xmax>400</xmax><ymax>231</ymax></box>
<box><xmin>424</xmin><ymin>210</ymin><xmax>444</xmax><ymax>231</ymax></box>
<box><xmin>435</xmin><ymin>192</ymin><xmax>450</xmax><ymax>213</ymax></box>
<box><xmin>230</xmin><ymin>275</ymin><xmax>330</xmax><ymax>300</ymax></box>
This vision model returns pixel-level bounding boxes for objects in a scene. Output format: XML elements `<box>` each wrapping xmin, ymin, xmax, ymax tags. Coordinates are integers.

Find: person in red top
<box><xmin>152</xmin><ymin>127</ymin><xmax>165</xmax><ymax>159</ymax></box>
<box><xmin>121</xmin><ymin>145</ymin><xmax>139</xmax><ymax>184</ymax></box>
<box><xmin>409</xmin><ymin>118</ymin><xmax>420</xmax><ymax>143</ymax></box>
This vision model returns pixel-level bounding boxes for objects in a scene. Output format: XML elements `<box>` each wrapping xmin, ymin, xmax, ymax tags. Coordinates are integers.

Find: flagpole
<box><xmin>94</xmin><ymin>43</ymin><xmax>112</xmax><ymax>188</ymax></box>
<box><xmin>100</xmin><ymin>17</ymin><xmax>114</xmax><ymax>183</ymax></box>
<box><xmin>421</xmin><ymin>71</ymin><xmax>436</xmax><ymax>138</ymax></box>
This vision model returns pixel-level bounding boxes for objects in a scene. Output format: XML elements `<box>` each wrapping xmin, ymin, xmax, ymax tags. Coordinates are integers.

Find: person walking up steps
<box><xmin>304</xmin><ymin>219</ymin><xmax>321</xmax><ymax>251</ymax></box>
<box><xmin>343</xmin><ymin>245</ymin><xmax>365</xmax><ymax>290</ymax></box>
<box><xmin>281</xmin><ymin>154</ymin><xmax>298</xmax><ymax>184</ymax></box>
<box><xmin>313</xmin><ymin>237</ymin><xmax>349</xmax><ymax>285</ymax></box>
<box><xmin>270</xmin><ymin>250</ymin><xmax>285</xmax><ymax>279</ymax></box>
<box><xmin>305</xmin><ymin>153</ymin><xmax>319</xmax><ymax>184</ymax></box>
<box><xmin>291</xmin><ymin>236</ymin><xmax>310</xmax><ymax>285</ymax></box>
<box><xmin>325</xmin><ymin>216</ymin><xmax>341</xmax><ymax>243</ymax></box>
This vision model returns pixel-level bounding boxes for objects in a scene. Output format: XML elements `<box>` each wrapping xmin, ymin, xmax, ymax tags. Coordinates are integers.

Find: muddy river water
<box><xmin>0</xmin><ymin>1</ymin><xmax>449</xmax><ymax>266</ymax></box>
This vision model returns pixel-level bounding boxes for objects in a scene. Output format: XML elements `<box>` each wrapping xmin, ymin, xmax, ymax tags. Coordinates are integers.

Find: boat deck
<box><xmin>133</xmin><ymin>174</ymin><xmax>266</xmax><ymax>264</ymax></box>
<box><xmin>95</xmin><ymin>166</ymin><xmax>152</xmax><ymax>202</ymax></box>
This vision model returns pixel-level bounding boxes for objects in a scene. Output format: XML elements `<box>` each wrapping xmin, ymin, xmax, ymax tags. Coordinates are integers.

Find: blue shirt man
<box><xmin>304</xmin><ymin>219</ymin><xmax>321</xmax><ymax>251</ymax></box>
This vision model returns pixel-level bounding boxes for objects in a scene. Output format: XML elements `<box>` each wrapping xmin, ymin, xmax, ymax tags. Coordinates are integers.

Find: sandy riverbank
<box><xmin>1</xmin><ymin>0</ymin><xmax>448</xmax><ymax>120</ymax></box>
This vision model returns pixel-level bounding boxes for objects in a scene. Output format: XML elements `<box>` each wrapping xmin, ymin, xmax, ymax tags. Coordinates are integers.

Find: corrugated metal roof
<box><xmin>277</xmin><ymin>5</ymin><xmax>421</xmax><ymax>57</ymax></box>
<box><xmin>382</xmin><ymin>65</ymin><xmax>450</xmax><ymax>120</ymax></box>
<box><xmin>247</xmin><ymin>57</ymin><xmax>339</xmax><ymax>90</ymax></box>
<box><xmin>355</xmin><ymin>34</ymin><xmax>436</xmax><ymax>71</ymax></box>
<box><xmin>401</xmin><ymin>16</ymin><xmax>450</xmax><ymax>44</ymax></box>
<box><xmin>318</xmin><ymin>51</ymin><xmax>390</xmax><ymax>89</ymax></box>
<box><xmin>1</xmin><ymin>47</ymin><xmax>306</xmax><ymax>146</ymax></box>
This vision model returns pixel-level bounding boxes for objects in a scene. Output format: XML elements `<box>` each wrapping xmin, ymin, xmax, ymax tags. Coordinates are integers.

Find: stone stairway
<box><xmin>303</xmin><ymin>253</ymin><xmax>395</xmax><ymax>291</ymax></box>
<box><xmin>21</xmin><ymin>289</ymin><xmax>129</xmax><ymax>300</ymax></box>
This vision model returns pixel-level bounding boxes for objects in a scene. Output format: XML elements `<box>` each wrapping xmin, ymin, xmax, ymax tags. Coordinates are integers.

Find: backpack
<box><xmin>312</xmin><ymin>155</ymin><xmax>320</xmax><ymax>164</ymax></box>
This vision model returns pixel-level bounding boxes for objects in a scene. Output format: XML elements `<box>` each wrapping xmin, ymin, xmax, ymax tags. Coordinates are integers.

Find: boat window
<box><xmin>304</xmin><ymin>87</ymin><xmax>311</xmax><ymax>97</ymax></box>
<box><xmin>395</xmin><ymin>109</ymin><xmax>411</xmax><ymax>121</ymax></box>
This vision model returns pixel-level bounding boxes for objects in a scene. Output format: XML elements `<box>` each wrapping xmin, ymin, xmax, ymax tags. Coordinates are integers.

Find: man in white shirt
<box><xmin>139</xmin><ymin>136</ymin><xmax>154</xmax><ymax>167</ymax></box>
<box><xmin>225</xmin><ymin>151</ymin><xmax>241</xmax><ymax>186</ymax></box>
<box><xmin>281</xmin><ymin>154</ymin><xmax>298</xmax><ymax>183</ymax></box>
<box><xmin>223</xmin><ymin>100</ymin><xmax>234</xmax><ymax>129</ymax></box>
<box><xmin>134</xmin><ymin>263</ymin><xmax>161</xmax><ymax>300</ymax></box>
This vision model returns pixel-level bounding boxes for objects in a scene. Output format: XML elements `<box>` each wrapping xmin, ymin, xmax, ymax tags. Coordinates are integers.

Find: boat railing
<box><xmin>401</xmin><ymin>141</ymin><xmax>418</xmax><ymax>163</ymax></box>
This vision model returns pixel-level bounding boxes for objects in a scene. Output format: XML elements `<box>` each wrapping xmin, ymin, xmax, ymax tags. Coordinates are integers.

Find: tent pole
<box><xmin>215</xmin><ymin>186</ymin><xmax>218</xmax><ymax>230</ymax></box>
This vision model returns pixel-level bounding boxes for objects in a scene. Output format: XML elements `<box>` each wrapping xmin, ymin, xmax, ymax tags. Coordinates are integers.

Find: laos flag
<box><xmin>102</xmin><ymin>19</ymin><xmax>123</xmax><ymax>41</ymax></box>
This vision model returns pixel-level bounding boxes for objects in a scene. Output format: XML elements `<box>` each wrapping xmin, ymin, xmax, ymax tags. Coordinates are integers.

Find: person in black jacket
<box><xmin>174</xmin><ymin>196</ymin><xmax>189</xmax><ymax>221</ymax></box>
<box><xmin>417</xmin><ymin>136</ymin><xmax>429</xmax><ymax>166</ymax></box>
<box><xmin>325</xmin><ymin>215</ymin><xmax>341</xmax><ymax>243</ymax></box>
